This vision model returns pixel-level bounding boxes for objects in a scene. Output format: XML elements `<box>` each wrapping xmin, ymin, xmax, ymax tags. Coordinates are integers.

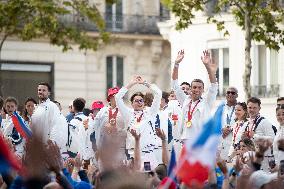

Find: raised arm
<box><xmin>172</xmin><ymin>49</ymin><xmax>184</xmax><ymax>81</ymax></box>
<box><xmin>115</xmin><ymin>78</ymin><xmax>139</xmax><ymax>118</ymax></box>
<box><xmin>201</xmin><ymin>50</ymin><xmax>217</xmax><ymax>84</ymax></box>
<box><xmin>201</xmin><ymin>50</ymin><xmax>218</xmax><ymax>107</ymax></box>
<box><xmin>171</xmin><ymin>50</ymin><xmax>187</xmax><ymax>105</ymax></box>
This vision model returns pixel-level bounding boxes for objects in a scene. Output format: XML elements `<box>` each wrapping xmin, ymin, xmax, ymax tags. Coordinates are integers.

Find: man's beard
<box><xmin>39</xmin><ymin>96</ymin><xmax>48</xmax><ymax>102</ymax></box>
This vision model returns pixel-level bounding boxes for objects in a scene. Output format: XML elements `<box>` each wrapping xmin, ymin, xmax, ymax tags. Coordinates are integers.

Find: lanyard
<box><xmin>233</xmin><ymin>121</ymin><xmax>244</xmax><ymax>144</ymax></box>
<box><xmin>108</xmin><ymin>107</ymin><xmax>118</xmax><ymax>125</ymax></box>
<box><xmin>188</xmin><ymin>100</ymin><xmax>200</xmax><ymax>121</ymax></box>
<box><xmin>226</xmin><ymin>106</ymin><xmax>235</xmax><ymax>125</ymax></box>
<box><xmin>135</xmin><ymin>111</ymin><xmax>144</xmax><ymax>123</ymax></box>
<box><xmin>246</xmin><ymin>115</ymin><xmax>260</xmax><ymax>134</ymax></box>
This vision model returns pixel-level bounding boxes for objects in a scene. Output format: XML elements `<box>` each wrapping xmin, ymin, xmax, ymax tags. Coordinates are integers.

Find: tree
<box><xmin>0</xmin><ymin>0</ymin><xmax>115</xmax><ymax>59</ymax></box>
<box><xmin>162</xmin><ymin>0</ymin><xmax>284</xmax><ymax>98</ymax></box>
<box><xmin>0</xmin><ymin>0</ymin><xmax>115</xmax><ymax>97</ymax></box>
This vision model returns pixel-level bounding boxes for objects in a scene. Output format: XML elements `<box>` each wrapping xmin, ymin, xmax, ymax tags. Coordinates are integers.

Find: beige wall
<box><xmin>92</xmin><ymin>0</ymin><xmax>161</xmax><ymax>16</ymax></box>
<box><xmin>2</xmin><ymin>36</ymin><xmax>170</xmax><ymax>114</ymax></box>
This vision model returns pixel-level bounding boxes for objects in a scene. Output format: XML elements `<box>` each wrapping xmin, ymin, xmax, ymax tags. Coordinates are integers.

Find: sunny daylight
<box><xmin>0</xmin><ymin>0</ymin><xmax>284</xmax><ymax>189</ymax></box>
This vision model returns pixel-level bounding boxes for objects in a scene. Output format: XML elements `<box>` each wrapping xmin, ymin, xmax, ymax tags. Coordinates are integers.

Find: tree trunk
<box><xmin>243</xmin><ymin>9</ymin><xmax>252</xmax><ymax>99</ymax></box>
<box><xmin>0</xmin><ymin>34</ymin><xmax>8</xmax><ymax>97</ymax></box>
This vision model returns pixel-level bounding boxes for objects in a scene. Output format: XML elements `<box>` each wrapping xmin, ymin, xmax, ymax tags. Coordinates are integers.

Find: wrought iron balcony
<box><xmin>61</xmin><ymin>13</ymin><xmax>170</xmax><ymax>35</ymax></box>
<box><xmin>251</xmin><ymin>85</ymin><xmax>280</xmax><ymax>98</ymax></box>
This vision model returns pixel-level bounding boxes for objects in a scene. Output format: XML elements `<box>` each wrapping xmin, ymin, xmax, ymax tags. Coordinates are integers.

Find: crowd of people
<box><xmin>0</xmin><ymin>49</ymin><xmax>284</xmax><ymax>189</ymax></box>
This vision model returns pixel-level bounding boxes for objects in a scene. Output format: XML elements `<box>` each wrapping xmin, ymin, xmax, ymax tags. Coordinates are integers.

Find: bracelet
<box><xmin>174</xmin><ymin>63</ymin><xmax>179</xmax><ymax>68</ymax></box>
<box><xmin>143</xmin><ymin>81</ymin><xmax>150</xmax><ymax>87</ymax></box>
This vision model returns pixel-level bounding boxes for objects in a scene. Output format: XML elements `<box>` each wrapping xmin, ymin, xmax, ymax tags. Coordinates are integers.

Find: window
<box><xmin>106</xmin><ymin>56</ymin><xmax>124</xmax><ymax>90</ymax></box>
<box><xmin>159</xmin><ymin>3</ymin><xmax>170</xmax><ymax>20</ymax></box>
<box><xmin>252</xmin><ymin>45</ymin><xmax>279</xmax><ymax>97</ymax></box>
<box><xmin>211</xmin><ymin>48</ymin><xmax>229</xmax><ymax>96</ymax></box>
<box><xmin>0</xmin><ymin>61</ymin><xmax>53</xmax><ymax>107</ymax></box>
<box><xmin>105</xmin><ymin>0</ymin><xmax>123</xmax><ymax>30</ymax></box>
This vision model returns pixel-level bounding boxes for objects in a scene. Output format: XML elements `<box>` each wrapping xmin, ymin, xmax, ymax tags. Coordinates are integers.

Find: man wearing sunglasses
<box><xmin>171</xmin><ymin>50</ymin><xmax>218</xmax><ymax>143</ymax></box>
<box><xmin>115</xmin><ymin>76</ymin><xmax>162</xmax><ymax>167</ymax></box>
<box><xmin>277</xmin><ymin>97</ymin><xmax>284</xmax><ymax>108</ymax></box>
<box><xmin>219</xmin><ymin>87</ymin><xmax>238</xmax><ymax>160</ymax></box>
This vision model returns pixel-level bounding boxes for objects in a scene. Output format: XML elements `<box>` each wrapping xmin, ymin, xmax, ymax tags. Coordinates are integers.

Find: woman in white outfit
<box><xmin>115</xmin><ymin>76</ymin><xmax>162</xmax><ymax>170</ymax></box>
<box><xmin>228</xmin><ymin>102</ymin><xmax>248</xmax><ymax>160</ymax></box>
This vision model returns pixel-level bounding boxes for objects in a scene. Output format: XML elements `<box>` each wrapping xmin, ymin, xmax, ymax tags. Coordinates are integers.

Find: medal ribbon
<box><xmin>187</xmin><ymin>100</ymin><xmax>200</xmax><ymax>122</ymax></box>
<box><xmin>226</xmin><ymin>106</ymin><xmax>235</xmax><ymax>125</ymax></box>
<box><xmin>108</xmin><ymin>107</ymin><xmax>118</xmax><ymax>123</ymax></box>
<box><xmin>245</xmin><ymin>114</ymin><xmax>260</xmax><ymax>137</ymax></box>
<box><xmin>136</xmin><ymin>112</ymin><xmax>144</xmax><ymax>123</ymax></box>
<box><xmin>233</xmin><ymin>121</ymin><xmax>244</xmax><ymax>144</ymax></box>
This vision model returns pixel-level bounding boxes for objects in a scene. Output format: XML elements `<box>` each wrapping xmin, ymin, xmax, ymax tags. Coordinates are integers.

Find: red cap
<box><xmin>91</xmin><ymin>101</ymin><xmax>104</xmax><ymax>110</ymax></box>
<box><xmin>107</xmin><ymin>87</ymin><xmax>120</xmax><ymax>101</ymax></box>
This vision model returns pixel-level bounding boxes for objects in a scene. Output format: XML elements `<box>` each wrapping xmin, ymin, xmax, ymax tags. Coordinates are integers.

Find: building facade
<box><xmin>0</xmin><ymin>0</ymin><xmax>171</xmax><ymax>113</ymax></box>
<box><xmin>158</xmin><ymin>10</ymin><xmax>284</xmax><ymax>124</ymax></box>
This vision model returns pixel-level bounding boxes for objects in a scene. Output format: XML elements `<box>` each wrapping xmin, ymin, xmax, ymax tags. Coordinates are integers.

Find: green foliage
<box><xmin>0</xmin><ymin>0</ymin><xmax>111</xmax><ymax>52</ymax></box>
<box><xmin>162</xmin><ymin>0</ymin><xmax>284</xmax><ymax>50</ymax></box>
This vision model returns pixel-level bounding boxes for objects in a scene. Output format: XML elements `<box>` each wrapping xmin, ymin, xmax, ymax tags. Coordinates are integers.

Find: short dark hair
<box><xmin>247</xmin><ymin>97</ymin><xmax>261</xmax><ymax>106</ymax></box>
<box><xmin>277</xmin><ymin>97</ymin><xmax>284</xmax><ymax>103</ymax></box>
<box><xmin>180</xmin><ymin>82</ymin><xmax>190</xmax><ymax>87</ymax></box>
<box><xmin>38</xmin><ymin>82</ymin><xmax>51</xmax><ymax>92</ymax></box>
<box><xmin>191</xmin><ymin>79</ymin><xmax>204</xmax><ymax>87</ymax></box>
<box><xmin>144</xmin><ymin>92</ymin><xmax>153</xmax><ymax>107</ymax></box>
<box><xmin>236</xmin><ymin>102</ymin><xmax>248</xmax><ymax>121</ymax></box>
<box><xmin>130</xmin><ymin>92</ymin><xmax>145</xmax><ymax>103</ymax></box>
<box><xmin>162</xmin><ymin>91</ymin><xmax>169</xmax><ymax>104</ymax></box>
<box><xmin>73</xmin><ymin>98</ymin><xmax>85</xmax><ymax>112</ymax></box>
<box><xmin>25</xmin><ymin>97</ymin><xmax>37</xmax><ymax>105</ymax></box>
<box><xmin>4</xmin><ymin>96</ymin><xmax>18</xmax><ymax>106</ymax></box>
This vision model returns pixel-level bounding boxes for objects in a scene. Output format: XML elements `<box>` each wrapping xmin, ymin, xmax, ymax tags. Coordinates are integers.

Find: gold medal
<box><xmin>186</xmin><ymin>121</ymin><xmax>192</xmax><ymax>127</ymax></box>
<box><xmin>109</xmin><ymin>118</ymin><xmax>116</xmax><ymax>126</ymax></box>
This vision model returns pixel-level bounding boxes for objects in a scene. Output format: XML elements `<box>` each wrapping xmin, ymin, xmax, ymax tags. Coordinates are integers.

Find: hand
<box><xmin>255</xmin><ymin>138</ymin><xmax>272</xmax><ymax>154</ymax></box>
<box><xmin>217</xmin><ymin>160</ymin><xmax>228</xmax><ymax>176</ymax></box>
<box><xmin>24</xmin><ymin>135</ymin><xmax>47</xmax><ymax>178</ymax></box>
<box><xmin>175</xmin><ymin>49</ymin><xmax>184</xmax><ymax>64</ymax></box>
<box><xmin>201</xmin><ymin>50</ymin><xmax>217</xmax><ymax>74</ymax></box>
<box><xmin>130</xmin><ymin>129</ymin><xmax>140</xmax><ymax>141</ymax></box>
<box><xmin>83</xmin><ymin>118</ymin><xmax>89</xmax><ymax>129</ymax></box>
<box><xmin>234</xmin><ymin>155</ymin><xmax>244</xmax><ymax>173</ymax></box>
<box><xmin>45</xmin><ymin>140</ymin><xmax>63</xmax><ymax>173</ymax></box>
<box><xmin>222</xmin><ymin>127</ymin><xmax>231</xmax><ymax>138</ymax></box>
<box><xmin>74</xmin><ymin>154</ymin><xmax>82</xmax><ymax>170</ymax></box>
<box><xmin>64</xmin><ymin>158</ymin><xmax>75</xmax><ymax>174</ymax></box>
<box><xmin>126</xmin><ymin>76</ymin><xmax>140</xmax><ymax>89</ymax></box>
<box><xmin>155</xmin><ymin>128</ymin><xmax>166</xmax><ymax>141</ymax></box>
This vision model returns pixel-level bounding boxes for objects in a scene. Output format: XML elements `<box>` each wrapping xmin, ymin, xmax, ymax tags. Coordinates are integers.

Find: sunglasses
<box><xmin>277</xmin><ymin>104</ymin><xmax>284</xmax><ymax>109</ymax></box>
<box><xmin>134</xmin><ymin>99</ymin><xmax>144</xmax><ymax>103</ymax></box>
<box><xmin>226</xmin><ymin>91</ymin><xmax>236</xmax><ymax>95</ymax></box>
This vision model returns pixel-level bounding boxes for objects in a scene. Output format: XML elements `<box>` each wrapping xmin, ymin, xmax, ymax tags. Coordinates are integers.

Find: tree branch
<box><xmin>0</xmin><ymin>33</ymin><xmax>9</xmax><ymax>60</ymax></box>
<box><xmin>231</xmin><ymin>0</ymin><xmax>245</xmax><ymax>15</ymax></box>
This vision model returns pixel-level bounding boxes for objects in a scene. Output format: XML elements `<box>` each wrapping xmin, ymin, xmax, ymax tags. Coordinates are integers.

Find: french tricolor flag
<box><xmin>11</xmin><ymin>111</ymin><xmax>32</xmax><ymax>139</ymax></box>
<box><xmin>0</xmin><ymin>134</ymin><xmax>22</xmax><ymax>173</ymax></box>
<box><xmin>176</xmin><ymin>104</ymin><xmax>224</xmax><ymax>187</ymax></box>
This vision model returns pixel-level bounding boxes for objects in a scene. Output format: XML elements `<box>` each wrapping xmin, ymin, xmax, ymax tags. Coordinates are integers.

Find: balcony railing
<box><xmin>60</xmin><ymin>13</ymin><xmax>170</xmax><ymax>35</ymax></box>
<box><xmin>251</xmin><ymin>85</ymin><xmax>280</xmax><ymax>98</ymax></box>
